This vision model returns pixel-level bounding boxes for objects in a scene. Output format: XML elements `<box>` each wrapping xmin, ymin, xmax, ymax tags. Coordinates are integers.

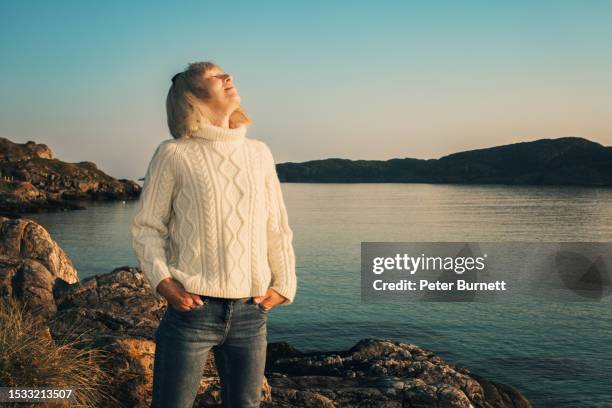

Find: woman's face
<box><xmin>199</xmin><ymin>67</ymin><xmax>241</xmax><ymax>112</ymax></box>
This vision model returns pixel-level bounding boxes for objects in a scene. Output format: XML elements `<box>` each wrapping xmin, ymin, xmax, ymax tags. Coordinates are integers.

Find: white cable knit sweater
<box><xmin>130</xmin><ymin>124</ymin><xmax>297</xmax><ymax>304</ymax></box>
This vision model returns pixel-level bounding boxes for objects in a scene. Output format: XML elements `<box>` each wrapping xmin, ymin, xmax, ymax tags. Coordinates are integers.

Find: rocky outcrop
<box><xmin>0</xmin><ymin>139</ymin><xmax>55</xmax><ymax>162</ymax></box>
<box><xmin>264</xmin><ymin>339</ymin><xmax>531</xmax><ymax>408</ymax></box>
<box><xmin>0</xmin><ymin>216</ymin><xmax>79</xmax><ymax>320</ymax></box>
<box><xmin>0</xmin><ymin>217</ymin><xmax>533</xmax><ymax>407</ymax></box>
<box><xmin>0</xmin><ymin>137</ymin><xmax>141</xmax><ymax>216</ymax></box>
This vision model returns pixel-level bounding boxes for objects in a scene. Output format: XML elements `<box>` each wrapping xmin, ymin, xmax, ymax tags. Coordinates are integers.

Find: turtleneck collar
<box><xmin>191</xmin><ymin>123</ymin><xmax>247</xmax><ymax>142</ymax></box>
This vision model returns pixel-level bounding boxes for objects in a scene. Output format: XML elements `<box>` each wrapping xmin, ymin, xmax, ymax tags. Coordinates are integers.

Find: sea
<box><xmin>26</xmin><ymin>183</ymin><xmax>612</xmax><ymax>408</ymax></box>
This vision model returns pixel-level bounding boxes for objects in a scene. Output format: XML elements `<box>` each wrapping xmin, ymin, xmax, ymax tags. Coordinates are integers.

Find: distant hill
<box><xmin>275</xmin><ymin>137</ymin><xmax>612</xmax><ymax>186</ymax></box>
<box><xmin>3</xmin><ymin>135</ymin><xmax>609</xmax><ymax>216</ymax></box>
<box><xmin>0</xmin><ymin>137</ymin><xmax>140</xmax><ymax>215</ymax></box>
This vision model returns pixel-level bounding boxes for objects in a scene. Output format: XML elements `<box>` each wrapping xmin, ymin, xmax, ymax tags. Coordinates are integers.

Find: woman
<box><xmin>131</xmin><ymin>61</ymin><xmax>297</xmax><ymax>408</ymax></box>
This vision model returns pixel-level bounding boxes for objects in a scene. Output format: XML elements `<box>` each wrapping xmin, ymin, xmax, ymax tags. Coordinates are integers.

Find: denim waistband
<box><xmin>199</xmin><ymin>295</ymin><xmax>252</xmax><ymax>304</ymax></box>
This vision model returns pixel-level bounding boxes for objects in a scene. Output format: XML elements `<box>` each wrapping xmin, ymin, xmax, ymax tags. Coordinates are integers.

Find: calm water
<box><xmin>27</xmin><ymin>184</ymin><xmax>612</xmax><ymax>408</ymax></box>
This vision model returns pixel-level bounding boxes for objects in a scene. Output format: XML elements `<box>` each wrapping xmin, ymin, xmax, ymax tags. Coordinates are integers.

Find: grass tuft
<box><xmin>0</xmin><ymin>296</ymin><xmax>121</xmax><ymax>407</ymax></box>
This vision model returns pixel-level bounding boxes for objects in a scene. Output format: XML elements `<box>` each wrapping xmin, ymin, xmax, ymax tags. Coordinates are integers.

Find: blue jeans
<box><xmin>150</xmin><ymin>295</ymin><xmax>269</xmax><ymax>408</ymax></box>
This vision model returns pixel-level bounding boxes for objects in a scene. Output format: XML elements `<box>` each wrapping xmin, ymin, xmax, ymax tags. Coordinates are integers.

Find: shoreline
<box><xmin>0</xmin><ymin>215</ymin><xmax>533</xmax><ymax>407</ymax></box>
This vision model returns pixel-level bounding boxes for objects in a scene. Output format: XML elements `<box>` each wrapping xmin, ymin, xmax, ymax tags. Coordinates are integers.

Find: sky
<box><xmin>1</xmin><ymin>0</ymin><xmax>611</xmax><ymax>180</ymax></box>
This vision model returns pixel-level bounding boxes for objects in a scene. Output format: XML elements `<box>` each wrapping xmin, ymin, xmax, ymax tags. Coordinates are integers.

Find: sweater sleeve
<box><xmin>262</xmin><ymin>143</ymin><xmax>297</xmax><ymax>305</ymax></box>
<box><xmin>131</xmin><ymin>141</ymin><xmax>178</xmax><ymax>298</ymax></box>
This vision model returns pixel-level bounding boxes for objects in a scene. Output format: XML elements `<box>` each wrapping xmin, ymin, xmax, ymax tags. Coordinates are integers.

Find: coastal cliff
<box><xmin>0</xmin><ymin>216</ymin><xmax>532</xmax><ymax>407</ymax></box>
<box><xmin>0</xmin><ymin>137</ymin><xmax>140</xmax><ymax>215</ymax></box>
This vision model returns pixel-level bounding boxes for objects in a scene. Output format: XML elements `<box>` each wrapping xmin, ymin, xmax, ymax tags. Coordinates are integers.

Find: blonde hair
<box><xmin>166</xmin><ymin>61</ymin><xmax>253</xmax><ymax>139</ymax></box>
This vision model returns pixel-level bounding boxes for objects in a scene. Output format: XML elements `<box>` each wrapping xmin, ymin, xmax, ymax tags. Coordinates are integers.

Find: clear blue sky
<box><xmin>1</xmin><ymin>0</ymin><xmax>611</xmax><ymax>180</ymax></box>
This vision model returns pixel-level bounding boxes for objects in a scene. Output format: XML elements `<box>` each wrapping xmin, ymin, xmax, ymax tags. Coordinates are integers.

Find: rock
<box><xmin>0</xmin><ymin>217</ymin><xmax>533</xmax><ymax>407</ymax></box>
<box><xmin>0</xmin><ymin>137</ymin><xmax>141</xmax><ymax>215</ymax></box>
<box><xmin>0</xmin><ymin>138</ymin><xmax>55</xmax><ymax>162</ymax></box>
<box><xmin>12</xmin><ymin>181</ymin><xmax>45</xmax><ymax>200</ymax></box>
<box><xmin>468</xmin><ymin>373</ymin><xmax>532</xmax><ymax>408</ymax></box>
<box><xmin>0</xmin><ymin>216</ymin><xmax>78</xmax><ymax>320</ymax></box>
<box><xmin>50</xmin><ymin>266</ymin><xmax>165</xmax><ymax>344</ymax></box>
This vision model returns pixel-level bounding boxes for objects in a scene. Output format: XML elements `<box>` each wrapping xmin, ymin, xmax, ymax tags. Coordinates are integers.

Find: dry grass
<box><xmin>0</xmin><ymin>296</ymin><xmax>121</xmax><ymax>408</ymax></box>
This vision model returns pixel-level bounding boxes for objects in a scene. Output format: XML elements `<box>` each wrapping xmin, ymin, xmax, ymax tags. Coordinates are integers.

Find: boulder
<box><xmin>0</xmin><ymin>216</ymin><xmax>78</xmax><ymax>319</ymax></box>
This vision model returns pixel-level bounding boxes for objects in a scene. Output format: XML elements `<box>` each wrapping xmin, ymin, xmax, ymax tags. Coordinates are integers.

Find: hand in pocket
<box><xmin>157</xmin><ymin>278</ymin><xmax>205</xmax><ymax>312</ymax></box>
<box><xmin>170</xmin><ymin>292</ymin><xmax>206</xmax><ymax>312</ymax></box>
<box><xmin>253</xmin><ymin>288</ymin><xmax>288</xmax><ymax>311</ymax></box>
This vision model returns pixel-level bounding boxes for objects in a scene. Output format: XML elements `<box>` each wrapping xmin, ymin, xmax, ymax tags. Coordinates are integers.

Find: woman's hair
<box><xmin>166</xmin><ymin>61</ymin><xmax>252</xmax><ymax>139</ymax></box>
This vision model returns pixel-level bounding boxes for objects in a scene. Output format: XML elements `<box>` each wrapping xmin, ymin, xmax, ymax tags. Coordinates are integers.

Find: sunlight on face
<box><xmin>199</xmin><ymin>66</ymin><xmax>240</xmax><ymax>111</ymax></box>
